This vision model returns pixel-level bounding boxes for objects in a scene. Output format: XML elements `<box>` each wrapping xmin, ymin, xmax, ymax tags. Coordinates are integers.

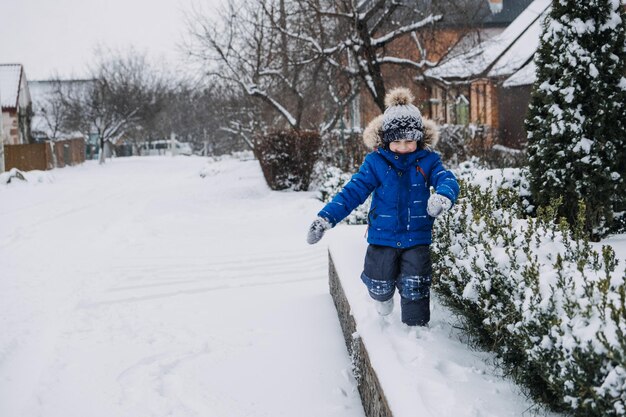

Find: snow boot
<box><xmin>375</xmin><ymin>298</ymin><xmax>394</xmax><ymax>316</ymax></box>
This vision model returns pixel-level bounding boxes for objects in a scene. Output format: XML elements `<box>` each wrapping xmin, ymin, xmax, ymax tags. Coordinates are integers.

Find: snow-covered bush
<box><xmin>437</xmin><ymin>124</ymin><xmax>483</xmax><ymax>167</ymax></box>
<box><xmin>317</xmin><ymin>166</ymin><xmax>369</xmax><ymax>225</ymax></box>
<box><xmin>455</xmin><ymin>162</ymin><xmax>534</xmax><ymax>214</ymax></box>
<box><xmin>432</xmin><ymin>178</ymin><xmax>626</xmax><ymax>416</ymax></box>
<box><xmin>455</xmin><ymin>161</ymin><xmax>530</xmax><ymax>195</ymax></box>
<box><xmin>0</xmin><ymin>168</ymin><xmax>54</xmax><ymax>185</ymax></box>
<box><xmin>253</xmin><ymin>130</ymin><xmax>321</xmax><ymax>191</ymax></box>
<box><xmin>438</xmin><ymin>125</ymin><xmax>527</xmax><ymax>168</ymax></box>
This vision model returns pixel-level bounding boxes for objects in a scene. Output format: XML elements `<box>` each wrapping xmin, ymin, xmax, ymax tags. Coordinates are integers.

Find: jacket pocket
<box><xmin>372</xmin><ymin>213</ymin><xmax>397</xmax><ymax>231</ymax></box>
<box><xmin>409</xmin><ymin>211</ymin><xmax>434</xmax><ymax>231</ymax></box>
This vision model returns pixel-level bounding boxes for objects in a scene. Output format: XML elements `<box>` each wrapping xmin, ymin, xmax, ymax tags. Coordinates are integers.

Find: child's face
<box><xmin>389</xmin><ymin>139</ymin><xmax>417</xmax><ymax>154</ymax></box>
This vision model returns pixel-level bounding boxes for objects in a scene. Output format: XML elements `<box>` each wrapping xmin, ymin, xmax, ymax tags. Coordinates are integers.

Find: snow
<box><xmin>573</xmin><ymin>138</ymin><xmax>593</xmax><ymax>154</ymax></box>
<box><xmin>600</xmin><ymin>2</ymin><xmax>624</xmax><ymax>31</ymax></box>
<box><xmin>593</xmin><ymin>234</ymin><xmax>626</xmax><ymax>266</ymax></box>
<box><xmin>0</xmin><ymin>156</ymin><xmax>363</xmax><ymax>417</ymax></box>
<box><xmin>503</xmin><ymin>59</ymin><xmax>537</xmax><ymax>87</ymax></box>
<box><xmin>487</xmin><ymin>7</ymin><xmax>548</xmax><ymax>78</ymax></box>
<box><xmin>2</xmin><ymin>155</ymin><xmax>614</xmax><ymax>416</ymax></box>
<box><xmin>426</xmin><ymin>0</ymin><xmax>550</xmax><ymax>79</ymax></box>
<box><xmin>0</xmin><ymin>64</ymin><xmax>22</xmax><ymax>109</ymax></box>
<box><xmin>0</xmin><ymin>168</ymin><xmax>53</xmax><ymax>185</ymax></box>
<box><xmin>328</xmin><ymin>226</ymin><xmax>562</xmax><ymax>417</ymax></box>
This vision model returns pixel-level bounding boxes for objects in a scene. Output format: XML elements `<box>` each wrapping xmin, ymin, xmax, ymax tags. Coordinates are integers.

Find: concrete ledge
<box><xmin>329</xmin><ymin>252</ymin><xmax>393</xmax><ymax>417</ymax></box>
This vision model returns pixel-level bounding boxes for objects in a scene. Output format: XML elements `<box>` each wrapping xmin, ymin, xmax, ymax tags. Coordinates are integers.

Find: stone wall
<box><xmin>328</xmin><ymin>252</ymin><xmax>394</xmax><ymax>417</ymax></box>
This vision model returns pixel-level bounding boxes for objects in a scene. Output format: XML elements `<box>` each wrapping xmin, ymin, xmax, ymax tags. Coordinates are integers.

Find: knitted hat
<box><xmin>381</xmin><ymin>88</ymin><xmax>424</xmax><ymax>143</ymax></box>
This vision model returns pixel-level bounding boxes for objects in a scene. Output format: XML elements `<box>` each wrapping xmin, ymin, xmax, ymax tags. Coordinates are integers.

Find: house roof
<box><xmin>29</xmin><ymin>79</ymin><xmax>95</xmax><ymax>138</ymax></box>
<box><xmin>503</xmin><ymin>59</ymin><xmax>537</xmax><ymax>87</ymax></box>
<box><xmin>28</xmin><ymin>80</ymin><xmax>57</xmax><ymax>104</ymax></box>
<box><xmin>0</xmin><ymin>64</ymin><xmax>24</xmax><ymax>110</ymax></box>
<box><xmin>28</xmin><ymin>79</ymin><xmax>94</xmax><ymax>109</ymax></box>
<box><xmin>487</xmin><ymin>6</ymin><xmax>545</xmax><ymax>78</ymax></box>
<box><xmin>425</xmin><ymin>0</ymin><xmax>550</xmax><ymax>81</ymax></box>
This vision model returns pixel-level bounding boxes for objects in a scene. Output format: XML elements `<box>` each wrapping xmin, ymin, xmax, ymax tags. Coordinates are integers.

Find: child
<box><xmin>307</xmin><ymin>87</ymin><xmax>459</xmax><ymax>327</ymax></box>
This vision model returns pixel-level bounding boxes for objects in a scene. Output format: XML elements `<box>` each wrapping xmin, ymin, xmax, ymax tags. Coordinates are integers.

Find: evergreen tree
<box><xmin>526</xmin><ymin>0</ymin><xmax>626</xmax><ymax>239</ymax></box>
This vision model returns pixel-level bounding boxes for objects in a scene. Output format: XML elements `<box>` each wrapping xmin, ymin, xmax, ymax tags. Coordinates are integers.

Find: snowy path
<box><xmin>0</xmin><ymin>156</ymin><xmax>363</xmax><ymax>417</ymax></box>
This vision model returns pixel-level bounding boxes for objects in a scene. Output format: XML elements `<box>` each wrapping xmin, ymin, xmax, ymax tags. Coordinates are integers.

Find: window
<box><xmin>455</xmin><ymin>95</ymin><xmax>469</xmax><ymax>125</ymax></box>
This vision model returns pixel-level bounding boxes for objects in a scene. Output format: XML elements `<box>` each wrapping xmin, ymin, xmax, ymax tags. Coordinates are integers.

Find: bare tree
<box><xmin>60</xmin><ymin>50</ymin><xmax>170</xmax><ymax>164</ymax></box>
<box><xmin>149</xmin><ymin>80</ymin><xmax>255</xmax><ymax>154</ymax></box>
<box><xmin>280</xmin><ymin>0</ymin><xmax>488</xmax><ymax>112</ymax></box>
<box><xmin>186</xmin><ymin>0</ymin><xmax>489</xmax><ymax>139</ymax></box>
<box><xmin>35</xmin><ymin>79</ymin><xmax>67</xmax><ymax>141</ymax></box>
<box><xmin>185</xmin><ymin>0</ymin><xmax>356</xmax><ymax>136</ymax></box>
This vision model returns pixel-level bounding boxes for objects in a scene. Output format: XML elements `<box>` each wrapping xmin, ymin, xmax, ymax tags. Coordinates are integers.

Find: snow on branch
<box><xmin>371</xmin><ymin>14</ymin><xmax>443</xmax><ymax>47</ymax></box>
<box><xmin>245</xmin><ymin>84</ymin><xmax>298</xmax><ymax>128</ymax></box>
<box><xmin>375</xmin><ymin>56</ymin><xmax>438</xmax><ymax>69</ymax></box>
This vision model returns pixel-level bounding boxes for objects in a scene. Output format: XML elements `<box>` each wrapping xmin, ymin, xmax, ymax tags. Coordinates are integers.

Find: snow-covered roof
<box><xmin>503</xmin><ymin>59</ymin><xmax>537</xmax><ymax>88</ymax></box>
<box><xmin>29</xmin><ymin>79</ymin><xmax>95</xmax><ymax>139</ymax></box>
<box><xmin>28</xmin><ymin>80</ymin><xmax>57</xmax><ymax>104</ymax></box>
<box><xmin>425</xmin><ymin>0</ymin><xmax>550</xmax><ymax>80</ymax></box>
<box><xmin>0</xmin><ymin>64</ymin><xmax>23</xmax><ymax>110</ymax></box>
<box><xmin>487</xmin><ymin>7</ymin><xmax>547</xmax><ymax>78</ymax></box>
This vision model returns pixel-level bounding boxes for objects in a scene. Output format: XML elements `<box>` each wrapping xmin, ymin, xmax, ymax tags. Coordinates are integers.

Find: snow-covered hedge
<box><xmin>432</xmin><ymin>174</ymin><xmax>626</xmax><ymax>416</ymax></box>
<box><xmin>437</xmin><ymin>125</ymin><xmax>527</xmax><ymax>168</ymax></box>
<box><xmin>0</xmin><ymin>168</ymin><xmax>54</xmax><ymax>185</ymax></box>
<box><xmin>317</xmin><ymin>166</ymin><xmax>369</xmax><ymax>225</ymax></box>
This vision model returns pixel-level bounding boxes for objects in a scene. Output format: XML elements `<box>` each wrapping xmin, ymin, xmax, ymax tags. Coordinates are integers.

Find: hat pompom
<box><xmin>384</xmin><ymin>87</ymin><xmax>414</xmax><ymax>108</ymax></box>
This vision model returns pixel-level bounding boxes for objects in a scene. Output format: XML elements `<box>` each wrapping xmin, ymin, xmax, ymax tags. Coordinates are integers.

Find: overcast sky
<box><xmin>0</xmin><ymin>0</ymin><xmax>222</xmax><ymax>80</ymax></box>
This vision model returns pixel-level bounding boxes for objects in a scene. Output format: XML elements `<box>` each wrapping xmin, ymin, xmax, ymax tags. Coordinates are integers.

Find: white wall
<box><xmin>1</xmin><ymin>111</ymin><xmax>13</xmax><ymax>144</ymax></box>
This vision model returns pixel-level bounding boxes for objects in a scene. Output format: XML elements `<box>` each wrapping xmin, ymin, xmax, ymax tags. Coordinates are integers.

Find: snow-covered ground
<box><xmin>1</xmin><ymin>156</ymin><xmax>623</xmax><ymax>417</ymax></box>
<box><xmin>0</xmin><ymin>156</ymin><xmax>362</xmax><ymax>417</ymax></box>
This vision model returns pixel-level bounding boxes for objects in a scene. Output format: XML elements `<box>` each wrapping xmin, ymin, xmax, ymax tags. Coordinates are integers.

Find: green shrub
<box><xmin>432</xmin><ymin>179</ymin><xmax>626</xmax><ymax>416</ymax></box>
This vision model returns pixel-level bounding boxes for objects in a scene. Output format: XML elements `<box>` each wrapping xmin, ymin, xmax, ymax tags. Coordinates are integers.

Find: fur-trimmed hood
<box><xmin>363</xmin><ymin>114</ymin><xmax>440</xmax><ymax>151</ymax></box>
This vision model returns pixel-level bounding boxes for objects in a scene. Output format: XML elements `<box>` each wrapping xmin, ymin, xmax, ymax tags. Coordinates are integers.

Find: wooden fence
<box><xmin>4</xmin><ymin>138</ymin><xmax>86</xmax><ymax>171</ymax></box>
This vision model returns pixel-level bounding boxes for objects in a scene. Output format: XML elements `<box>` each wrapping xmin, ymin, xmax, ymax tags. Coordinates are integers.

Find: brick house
<box><xmin>356</xmin><ymin>0</ymin><xmax>534</xmax><ymax>130</ymax></box>
<box><xmin>0</xmin><ymin>64</ymin><xmax>32</xmax><ymax>145</ymax></box>
<box><xmin>423</xmin><ymin>0</ymin><xmax>550</xmax><ymax>147</ymax></box>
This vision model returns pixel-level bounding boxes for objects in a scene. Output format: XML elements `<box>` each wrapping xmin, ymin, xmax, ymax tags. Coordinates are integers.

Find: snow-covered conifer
<box><xmin>526</xmin><ymin>0</ymin><xmax>626</xmax><ymax>238</ymax></box>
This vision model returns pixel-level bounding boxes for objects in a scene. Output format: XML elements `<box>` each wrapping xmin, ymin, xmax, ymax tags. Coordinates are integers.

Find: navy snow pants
<box><xmin>360</xmin><ymin>244</ymin><xmax>432</xmax><ymax>326</ymax></box>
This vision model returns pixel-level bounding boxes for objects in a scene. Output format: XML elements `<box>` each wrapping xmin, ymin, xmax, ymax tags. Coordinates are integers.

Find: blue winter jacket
<box><xmin>318</xmin><ymin>147</ymin><xmax>459</xmax><ymax>248</ymax></box>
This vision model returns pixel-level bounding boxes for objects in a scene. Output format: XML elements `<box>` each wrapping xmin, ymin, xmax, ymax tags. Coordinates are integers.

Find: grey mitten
<box><xmin>427</xmin><ymin>194</ymin><xmax>452</xmax><ymax>218</ymax></box>
<box><xmin>307</xmin><ymin>217</ymin><xmax>332</xmax><ymax>244</ymax></box>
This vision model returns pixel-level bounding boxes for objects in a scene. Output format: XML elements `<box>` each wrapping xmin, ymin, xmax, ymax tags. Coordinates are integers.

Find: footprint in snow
<box><xmin>434</xmin><ymin>359</ymin><xmax>470</xmax><ymax>382</ymax></box>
